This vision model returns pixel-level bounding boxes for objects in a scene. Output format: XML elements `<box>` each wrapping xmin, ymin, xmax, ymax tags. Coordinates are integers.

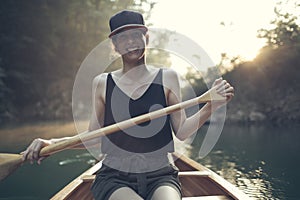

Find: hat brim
<box><xmin>109</xmin><ymin>24</ymin><xmax>148</xmax><ymax>38</ymax></box>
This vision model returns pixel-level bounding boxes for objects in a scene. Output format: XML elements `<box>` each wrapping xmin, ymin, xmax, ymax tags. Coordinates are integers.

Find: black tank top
<box><xmin>101</xmin><ymin>68</ymin><xmax>174</xmax><ymax>155</ymax></box>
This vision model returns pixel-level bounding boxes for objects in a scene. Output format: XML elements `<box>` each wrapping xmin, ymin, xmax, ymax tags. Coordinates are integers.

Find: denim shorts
<box><xmin>91</xmin><ymin>163</ymin><xmax>182</xmax><ymax>200</ymax></box>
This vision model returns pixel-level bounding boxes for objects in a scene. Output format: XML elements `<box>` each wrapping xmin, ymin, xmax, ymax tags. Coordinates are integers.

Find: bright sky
<box><xmin>148</xmin><ymin>0</ymin><xmax>278</xmax><ymax>67</ymax></box>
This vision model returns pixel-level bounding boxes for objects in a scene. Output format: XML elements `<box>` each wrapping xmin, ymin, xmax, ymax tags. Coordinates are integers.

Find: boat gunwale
<box><xmin>172</xmin><ymin>152</ymin><xmax>251</xmax><ymax>200</ymax></box>
<box><xmin>50</xmin><ymin>162</ymin><xmax>101</xmax><ymax>200</ymax></box>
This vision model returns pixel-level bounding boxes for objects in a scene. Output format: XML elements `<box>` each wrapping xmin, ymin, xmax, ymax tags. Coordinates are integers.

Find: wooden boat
<box><xmin>51</xmin><ymin>152</ymin><xmax>250</xmax><ymax>200</ymax></box>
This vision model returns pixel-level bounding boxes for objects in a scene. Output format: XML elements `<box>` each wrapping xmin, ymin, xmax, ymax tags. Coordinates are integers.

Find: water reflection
<box><xmin>0</xmin><ymin>122</ymin><xmax>92</xmax><ymax>200</ymax></box>
<box><xmin>0</xmin><ymin>122</ymin><xmax>299</xmax><ymax>199</ymax></box>
<box><xmin>198</xmin><ymin>151</ymin><xmax>275</xmax><ymax>199</ymax></box>
<box><xmin>58</xmin><ymin>153</ymin><xmax>97</xmax><ymax>166</ymax></box>
<box><xmin>188</xmin><ymin>124</ymin><xmax>300</xmax><ymax>200</ymax></box>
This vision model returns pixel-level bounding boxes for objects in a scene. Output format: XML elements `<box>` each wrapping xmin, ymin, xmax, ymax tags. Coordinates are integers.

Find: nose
<box><xmin>127</xmin><ymin>37</ymin><xmax>134</xmax><ymax>45</ymax></box>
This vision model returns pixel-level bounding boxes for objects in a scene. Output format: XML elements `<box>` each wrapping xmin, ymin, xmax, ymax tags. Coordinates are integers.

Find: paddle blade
<box><xmin>0</xmin><ymin>153</ymin><xmax>23</xmax><ymax>181</ymax></box>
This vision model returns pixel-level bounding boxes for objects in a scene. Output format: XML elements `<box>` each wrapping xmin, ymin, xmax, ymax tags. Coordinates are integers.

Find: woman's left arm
<box><xmin>165</xmin><ymin>69</ymin><xmax>234</xmax><ymax>141</ymax></box>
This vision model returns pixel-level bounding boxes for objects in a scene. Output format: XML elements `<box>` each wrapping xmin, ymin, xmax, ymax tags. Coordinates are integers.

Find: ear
<box><xmin>114</xmin><ymin>46</ymin><xmax>121</xmax><ymax>54</ymax></box>
<box><xmin>112</xmin><ymin>39</ymin><xmax>121</xmax><ymax>54</ymax></box>
<box><xmin>145</xmin><ymin>33</ymin><xmax>149</xmax><ymax>45</ymax></box>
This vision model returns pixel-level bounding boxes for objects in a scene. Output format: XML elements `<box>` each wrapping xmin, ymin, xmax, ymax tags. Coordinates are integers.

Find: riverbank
<box><xmin>0</xmin><ymin>120</ymin><xmax>89</xmax><ymax>151</ymax></box>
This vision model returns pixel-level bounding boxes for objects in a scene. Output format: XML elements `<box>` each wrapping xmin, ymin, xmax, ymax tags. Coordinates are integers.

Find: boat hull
<box><xmin>51</xmin><ymin>153</ymin><xmax>250</xmax><ymax>200</ymax></box>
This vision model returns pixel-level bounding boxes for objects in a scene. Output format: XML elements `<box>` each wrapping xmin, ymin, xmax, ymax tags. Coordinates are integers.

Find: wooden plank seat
<box><xmin>81</xmin><ymin>175</ymin><xmax>95</xmax><ymax>182</ymax></box>
<box><xmin>179</xmin><ymin>171</ymin><xmax>211</xmax><ymax>177</ymax></box>
<box><xmin>81</xmin><ymin>170</ymin><xmax>212</xmax><ymax>182</ymax></box>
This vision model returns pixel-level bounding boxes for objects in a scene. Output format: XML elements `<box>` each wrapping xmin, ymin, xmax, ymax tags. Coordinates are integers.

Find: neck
<box><xmin>122</xmin><ymin>56</ymin><xmax>146</xmax><ymax>73</ymax></box>
<box><xmin>120</xmin><ymin>60</ymin><xmax>149</xmax><ymax>81</ymax></box>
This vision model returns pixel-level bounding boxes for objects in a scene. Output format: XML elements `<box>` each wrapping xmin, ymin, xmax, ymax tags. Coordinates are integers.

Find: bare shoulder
<box><xmin>162</xmin><ymin>67</ymin><xmax>179</xmax><ymax>85</ymax></box>
<box><xmin>161</xmin><ymin>68</ymin><xmax>181</xmax><ymax>103</ymax></box>
<box><xmin>92</xmin><ymin>73</ymin><xmax>109</xmax><ymax>100</ymax></box>
<box><xmin>93</xmin><ymin>73</ymin><xmax>109</xmax><ymax>86</ymax></box>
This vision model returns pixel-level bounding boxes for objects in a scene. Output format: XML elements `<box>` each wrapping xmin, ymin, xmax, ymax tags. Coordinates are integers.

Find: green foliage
<box><xmin>146</xmin><ymin>30</ymin><xmax>173</xmax><ymax>68</ymax></box>
<box><xmin>237</xmin><ymin>1</ymin><xmax>300</xmax><ymax>123</ymax></box>
<box><xmin>2</xmin><ymin>0</ymin><xmax>298</xmax><ymax>125</ymax></box>
<box><xmin>0</xmin><ymin>0</ymin><xmax>155</xmax><ymax>123</ymax></box>
<box><xmin>183</xmin><ymin>67</ymin><xmax>206</xmax><ymax>97</ymax></box>
<box><xmin>258</xmin><ymin>1</ymin><xmax>300</xmax><ymax>48</ymax></box>
<box><xmin>184</xmin><ymin>1</ymin><xmax>300</xmax><ymax>124</ymax></box>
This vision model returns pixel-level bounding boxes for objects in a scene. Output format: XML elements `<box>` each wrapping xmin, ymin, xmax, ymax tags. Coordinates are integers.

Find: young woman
<box><xmin>22</xmin><ymin>10</ymin><xmax>234</xmax><ymax>200</ymax></box>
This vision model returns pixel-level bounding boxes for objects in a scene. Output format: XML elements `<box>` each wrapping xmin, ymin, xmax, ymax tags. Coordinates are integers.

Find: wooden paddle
<box><xmin>0</xmin><ymin>87</ymin><xmax>224</xmax><ymax>181</ymax></box>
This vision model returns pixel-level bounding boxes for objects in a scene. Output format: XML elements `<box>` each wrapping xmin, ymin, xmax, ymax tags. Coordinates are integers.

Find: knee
<box><xmin>109</xmin><ymin>187</ymin><xmax>143</xmax><ymax>200</ymax></box>
<box><xmin>150</xmin><ymin>185</ymin><xmax>181</xmax><ymax>200</ymax></box>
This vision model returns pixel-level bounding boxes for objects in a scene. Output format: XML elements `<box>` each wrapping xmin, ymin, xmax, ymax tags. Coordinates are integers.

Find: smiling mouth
<box><xmin>126</xmin><ymin>47</ymin><xmax>140</xmax><ymax>52</ymax></box>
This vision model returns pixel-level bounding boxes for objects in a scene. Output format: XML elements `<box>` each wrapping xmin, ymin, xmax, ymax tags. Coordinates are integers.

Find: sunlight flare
<box><xmin>149</xmin><ymin>0</ymin><xmax>277</xmax><ymax>64</ymax></box>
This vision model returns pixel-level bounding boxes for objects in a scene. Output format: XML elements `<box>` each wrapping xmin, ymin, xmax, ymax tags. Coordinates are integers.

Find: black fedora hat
<box><xmin>109</xmin><ymin>10</ymin><xmax>148</xmax><ymax>38</ymax></box>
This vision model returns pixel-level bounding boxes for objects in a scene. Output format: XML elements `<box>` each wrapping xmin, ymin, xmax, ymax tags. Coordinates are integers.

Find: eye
<box><xmin>118</xmin><ymin>34</ymin><xmax>128</xmax><ymax>41</ymax></box>
<box><xmin>133</xmin><ymin>31</ymin><xmax>143</xmax><ymax>38</ymax></box>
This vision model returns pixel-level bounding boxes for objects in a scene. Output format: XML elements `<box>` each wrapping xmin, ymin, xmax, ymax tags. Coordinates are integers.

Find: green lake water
<box><xmin>0</xmin><ymin>123</ymin><xmax>299</xmax><ymax>199</ymax></box>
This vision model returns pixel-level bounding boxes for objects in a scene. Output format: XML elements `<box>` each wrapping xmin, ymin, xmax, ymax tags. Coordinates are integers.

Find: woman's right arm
<box><xmin>22</xmin><ymin>74</ymin><xmax>107</xmax><ymax>164</ymax></box>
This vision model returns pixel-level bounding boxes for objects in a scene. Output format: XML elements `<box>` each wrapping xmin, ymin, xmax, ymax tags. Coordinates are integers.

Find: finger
<box><xmin>215</xmin><ymin>80</ymin><xmax>228</xmax><ymax>91</ymax></box>
<box><xmin>214</xmin><ymin>77</ymin><xmax>223</xmax><ymax>85</ymax></box>
<box><xmin>215</xmin><ymin>77</ymin><xmax>223</xmax><ymax>82</ymax></box>
<box><xmin>227</xmin><ymin>95</ymin><xmax>234</xmax><ymax>103</ymax></box>
<box><xmin>218</xmin><ymin>86</ymin><xmax>234</xmax><ymax>94</ymax></box>
<box><xmin>37</xmin><ymin>156</ymin><xmax>48</xmax><ymax>165</ymax></box>
<box><xmin>227</xmin><ymin>87</ymin><xmax>235</xmax><ymax>94</ymax></box>
<box><xmin>218</xmin><ymin>92</ymin><xmax>234</xmax><ymax>100</ymax></box>
<box><xmin>27</xmin><ymin>150</ymin><xmax>34</xmax><ymax>164</ymax></box>
<box><xmin>21</xmin><ymin>150</ymin><xmax>29</xmax><ymax>161</ymax></box>
<box><xmin>23</xmin><ymin>144</ymin><xmax>35</xmax><ymax>161</ymax></box>
<box><xmin>220</xmin><ymin>92</ymin><xmax>234</xmax><ymax>99</ymax></box>
<box><xmin>212</xmin><ymin>77</ymin><xmax>223</xmax><ymax>87</ymax></box>
<box><xmin>22</xmin><ymin>139</ymin><xmax>37</xmax><ymax>162</ymax></box>
<box><xmin>219</xmin><ymin>83</ymin><xmax>233</xmax><ymax>93</ymax></box>
<box><xmin>32</xmin><ymin>142</ymin><xmax>43</xmax><ymax>160</ymax></box>
<box><xmin>28</xmin><ymin>142</ymin><xmax>39</xmax><ymax>161</ymax></box>
<box><xmin>225</xmin><ymin>92</ymin><xmax>234</xmax><ymax>97</ymax></box>
<box><xmin>225</xmin><ymin>93</ymin><xmax>234</xmax><ymax>100</ymax></box>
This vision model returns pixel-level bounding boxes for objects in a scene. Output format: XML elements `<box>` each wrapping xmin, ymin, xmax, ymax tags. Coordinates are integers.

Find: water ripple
<box><xmin>58</xmin><ymin>153</ymin><xmax>96</xmax><ymax>166</ymax></box>
<box><xmin>193</xmin><ymin>149</ymin><xmax>288</xmax><ymax>200</ymax></box>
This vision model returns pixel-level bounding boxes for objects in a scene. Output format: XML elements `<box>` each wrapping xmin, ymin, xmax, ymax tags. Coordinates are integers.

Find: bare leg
<box><xmin>109</xmin><ymin>187</ymin><xmax>144</xmax><ymax>200</ymax></box>
<box><xmin>150</xmin><ymin>185</ymin><xmax>181</xmax><ymax>200</ymax></box>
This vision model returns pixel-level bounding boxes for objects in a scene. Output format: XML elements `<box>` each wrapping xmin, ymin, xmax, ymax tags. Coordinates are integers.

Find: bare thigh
<box><xmin>108</xmin><ymin>187</ymin><xmax>143</xmax><ymax>200</ymax></box>
<box><xmin>150</xmin><ymin>185</ymin><xmax>181</xmax><ymax>200</ymax></box>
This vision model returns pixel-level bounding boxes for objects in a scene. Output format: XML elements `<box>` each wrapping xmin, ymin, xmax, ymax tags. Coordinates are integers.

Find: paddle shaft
<box><xmin>39</xmin><ymin>87</ymin><xmax>223</xmax><ymax>157</ymax></box>
<box><xmin>0</xmin><ymin>87</ymin><xmax>224</xmax><ymax>181</ymax></box>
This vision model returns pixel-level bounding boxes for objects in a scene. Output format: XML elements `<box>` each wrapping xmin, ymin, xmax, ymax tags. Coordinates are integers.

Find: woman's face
<box><xmin>113</xmin><ymin>28</ymin><xmax>148</xmax><ymax>61</ymax></box>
